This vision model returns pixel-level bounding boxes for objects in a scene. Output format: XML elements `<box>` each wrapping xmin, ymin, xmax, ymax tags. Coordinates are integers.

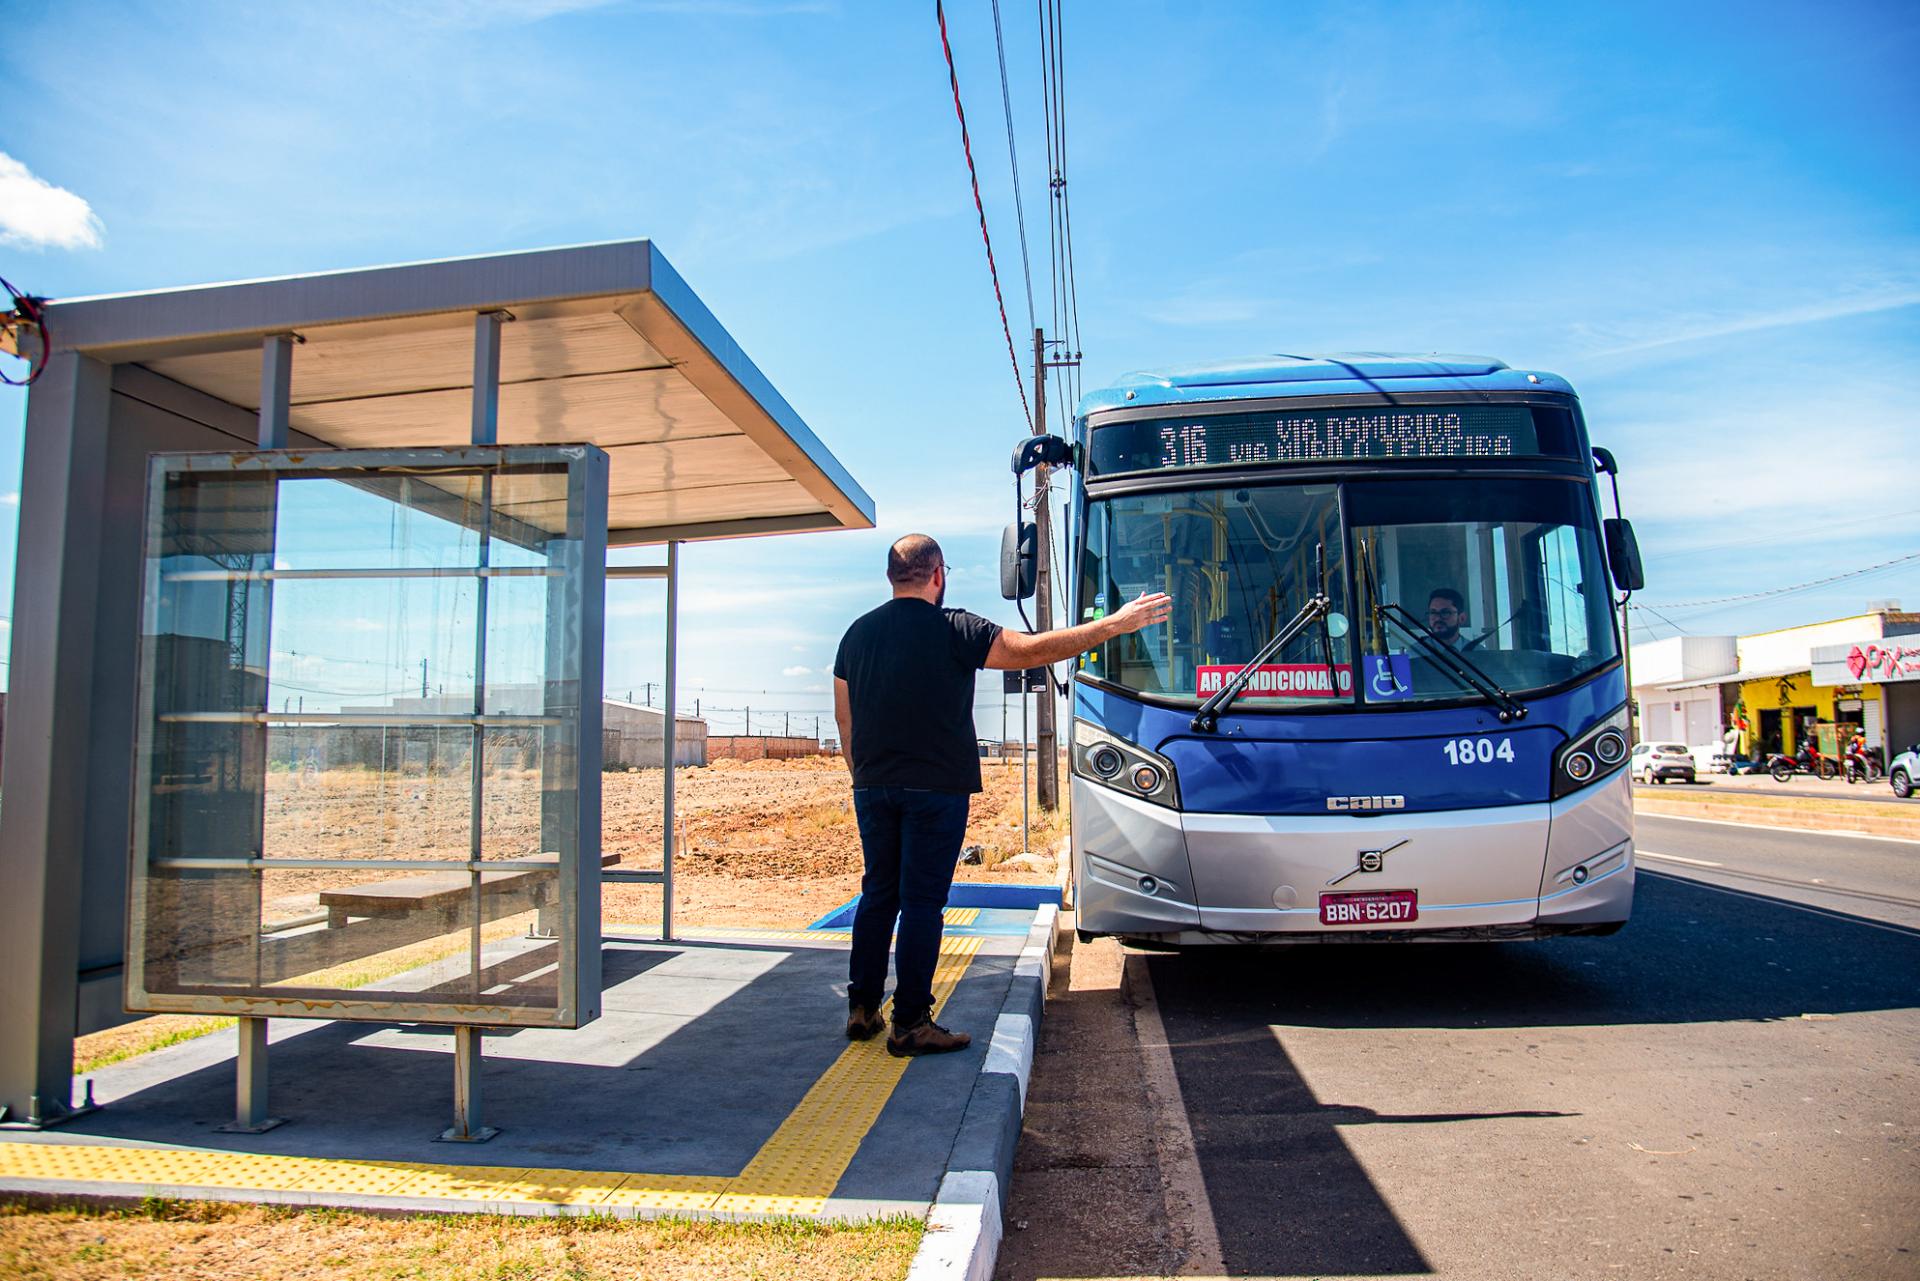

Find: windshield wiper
<box><xmin>1192</xmin><ymin>543</ymin><xmax>1333</xmax><ymax>734</ymax></box>
<box><xmin>1373</xmin><ymin>601</ymin><xmax>1527</xmax><ymax>722</ymax></box>
<box><xmin>1353</xmin><ymin>535</ymin><xmax>1525</xmax><ymax>722</ymax></box>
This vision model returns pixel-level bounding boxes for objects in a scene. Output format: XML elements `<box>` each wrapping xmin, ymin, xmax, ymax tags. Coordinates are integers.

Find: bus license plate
<box><xmin>1320</xmin><ymin>890</ymin><xmax>1418</xmax><ymax>925</ymax></box>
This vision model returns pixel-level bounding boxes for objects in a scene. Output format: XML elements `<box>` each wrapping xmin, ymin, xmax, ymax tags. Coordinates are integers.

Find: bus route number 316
<box><xmin>1443</xmin><ymin>736</ymin><xmax>1515</xmax><ymax>766</ymax></box>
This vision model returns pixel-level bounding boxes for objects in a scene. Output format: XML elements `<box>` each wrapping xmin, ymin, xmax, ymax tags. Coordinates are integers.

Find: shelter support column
<box><xmin>438</xmin><ymin>1026</ymin><xmax>497</xmax><ymax>1143</ymax></box>
<box><xmin>258</xmin><ymin>334</ymin><xmax>294</xmax><ymax>448</ymax></box>
<box><xmin>0</xmin><ymin>352</ymin><xmax>111</xmax><ymax>1126</ymax></box>
<box><xmin>216</xmin><ymin>1017</ymin><xmax>284</xmax><ymax>1133</ymax></box>
<box><xmin>662</xmin><ymin>541</ymin><xmax>679</xmax><ymax>942</ymax></box>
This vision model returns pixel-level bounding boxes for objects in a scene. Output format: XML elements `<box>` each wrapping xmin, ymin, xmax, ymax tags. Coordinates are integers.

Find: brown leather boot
<box><xmin>886</xmin><ymin>1014</ymin><xmax>971</xmax><ymax>1058</ymax></box>
<box><xmin>846</xmin><ymin>1004</ymin><xmax>886</xmax><ymax>1041</ymax></box>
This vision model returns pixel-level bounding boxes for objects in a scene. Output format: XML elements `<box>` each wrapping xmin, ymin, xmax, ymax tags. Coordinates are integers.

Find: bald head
<box><xmin>888</xmin><ymin>534</ymin><xmax>944</xmax><ymax>589</ymax></box>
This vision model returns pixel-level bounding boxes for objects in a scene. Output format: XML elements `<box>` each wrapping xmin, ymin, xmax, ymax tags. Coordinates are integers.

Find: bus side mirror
<box><xmin>1604</xmin><ymin>517</ymin><xmax>1645</xmax><ymax>592</ymax></box>
<box><xmin>1012</xmin><ymin>434</ymin><xmax>1073</xmax><ymax>476</ymax></box>
<box><xmin>1001</xmin><ymin>520</ymin><xmax>1037</xmax><ymax>600</ymax></box>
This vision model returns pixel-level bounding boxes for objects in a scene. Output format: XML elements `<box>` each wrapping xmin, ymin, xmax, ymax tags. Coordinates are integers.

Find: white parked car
<box><xmin>1630</xmin><ymin>741</ymin><xmax>1697</xmax><ymax>785</ymax></box>
<box><xmin>1891</xmin><ymin>745</ymin><xmax>1918</xmax><ymax>800</ymax></box>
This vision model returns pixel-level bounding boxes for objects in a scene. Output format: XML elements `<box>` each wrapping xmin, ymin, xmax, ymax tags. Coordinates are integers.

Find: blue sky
<box><xmin>2</xmin><ymin>0</ymin><xmax>1916</xmax><ymax>734</ymax></box>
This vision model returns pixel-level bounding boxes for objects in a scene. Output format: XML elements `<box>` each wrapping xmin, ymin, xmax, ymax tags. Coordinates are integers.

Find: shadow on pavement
<box><xmin>1129</xmin><ymin>871</ymin><xmax>1920</xmax><ymax>1277</ymax></box>
<box><xmin>1150</xmin><ymin>871</ymin><xmax>1920</xmax><ymax>1032</ymax></box>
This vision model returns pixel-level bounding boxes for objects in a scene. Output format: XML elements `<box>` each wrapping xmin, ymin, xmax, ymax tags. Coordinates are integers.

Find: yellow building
<box><xmin>1730</xmin><ymin>670</ymin><xmax>1883</xmax><ymax>757</ymax></box>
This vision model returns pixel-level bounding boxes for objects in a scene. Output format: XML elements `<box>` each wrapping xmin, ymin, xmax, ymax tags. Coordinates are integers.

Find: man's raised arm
<box><xmin>984</xmin><ymin>591</ymin><xmax>1173</xmax><ymax>671</ymax></box>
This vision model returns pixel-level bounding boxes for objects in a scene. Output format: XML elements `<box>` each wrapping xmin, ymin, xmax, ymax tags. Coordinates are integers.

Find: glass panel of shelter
<box><xmin>132</xmin><ymin>453</ymin><xmax>582</xmax><ymax>1022</ymax></box>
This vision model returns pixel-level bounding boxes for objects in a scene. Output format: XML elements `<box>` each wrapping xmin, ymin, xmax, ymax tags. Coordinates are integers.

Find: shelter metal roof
<box><xmin>45</xmin><ymin>240</ymin><xmax>873</xmax><ymax>545</ymax></box>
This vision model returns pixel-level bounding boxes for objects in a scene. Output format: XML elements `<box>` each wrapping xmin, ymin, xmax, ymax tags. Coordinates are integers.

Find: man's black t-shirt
<box><xmin>833</xmin><ymin>599</ymin><xmax>1003</xmax><ymax>794</ymax></box>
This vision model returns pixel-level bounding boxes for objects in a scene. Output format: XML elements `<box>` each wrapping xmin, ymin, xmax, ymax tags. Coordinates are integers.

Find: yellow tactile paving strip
<box><xmin>0</xmin><ymin>934</ymin><xmax>985</xmax><ymax>1217</ymax></box>
<box><xmin>714</xmin><ymin>932</ymin><xmax>983</xmax><ymax>1215</ymax></box>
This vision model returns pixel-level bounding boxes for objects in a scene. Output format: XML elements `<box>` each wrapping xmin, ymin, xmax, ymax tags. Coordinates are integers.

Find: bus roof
<box><xmin>1077</xmin><ymin>352</ymin><xmax>1575</xmax><ymax>416</ymax></box>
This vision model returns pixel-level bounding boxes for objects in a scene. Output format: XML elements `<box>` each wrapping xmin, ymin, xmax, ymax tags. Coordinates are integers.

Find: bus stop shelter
<box><xmin>0</xmin><ymin>240</ymin><xmax>874</xmax><ymax>1128</ymax></box>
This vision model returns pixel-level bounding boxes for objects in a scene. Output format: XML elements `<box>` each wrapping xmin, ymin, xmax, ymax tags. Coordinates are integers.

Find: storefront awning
<box><xmin>1662</xmin><ymin>664</ymin><xmax>1805</xmax><ymax>692</ymax></box>
<box><xmin>43</xmin><ymin>240</ymin><xmax>874</xmax><ymax>545</ymax></box>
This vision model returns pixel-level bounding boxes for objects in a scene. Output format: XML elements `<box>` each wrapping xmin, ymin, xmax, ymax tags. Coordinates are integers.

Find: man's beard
<box><xmin>936</xmin><ymin>581</ymin><xmax>946</xmax><ymax>608</ymax></box>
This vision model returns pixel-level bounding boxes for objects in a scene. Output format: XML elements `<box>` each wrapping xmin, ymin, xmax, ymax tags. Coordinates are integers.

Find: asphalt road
<box><xmin>997</xmin><ymin>816</ymin><xmax>1920</xmax><ymax>1281</ymax></box>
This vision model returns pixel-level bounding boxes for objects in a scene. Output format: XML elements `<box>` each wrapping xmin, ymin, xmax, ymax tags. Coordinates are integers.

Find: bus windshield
<box><xmin>1349</xmin><ymin>477</ymin><xmax>1618</xmax><ymax>704</ymax></box>
<box><xmin>1078</xmin><ymin>476</ymin><xmax>1619</xmax><ymax>709</ymax></box>
<box><xmin>1079</xmin><ymin>484</ymin><xmax>1350</xmax><ymax>706</ymax></box>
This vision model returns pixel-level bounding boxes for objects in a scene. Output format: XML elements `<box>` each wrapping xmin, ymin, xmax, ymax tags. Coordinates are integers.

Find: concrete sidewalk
<box><xmin>0</xmin><ymin>899</ymin><xmax>1056</xmax><ymax>1225</ymax></box>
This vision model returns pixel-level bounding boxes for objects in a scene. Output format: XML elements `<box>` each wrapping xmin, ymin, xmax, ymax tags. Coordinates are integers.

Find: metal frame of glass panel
<box><xmin>124</xmin><ymin>444</ymin><xmax>607</xmax><ymax>1030</ymax></box>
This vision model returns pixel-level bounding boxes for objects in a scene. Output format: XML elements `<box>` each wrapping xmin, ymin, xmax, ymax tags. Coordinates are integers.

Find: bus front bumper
<box><xmin>1071</xmin><ymin>771</ymin><xmax>1634</xmax><ymax>944</ymax></box>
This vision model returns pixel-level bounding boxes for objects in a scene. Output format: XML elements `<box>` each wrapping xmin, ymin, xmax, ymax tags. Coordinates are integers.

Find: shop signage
<box><xmin>1811</xmin><ymin>639</ymin><xmax>1920</xmax><ymax>686</ymax></box>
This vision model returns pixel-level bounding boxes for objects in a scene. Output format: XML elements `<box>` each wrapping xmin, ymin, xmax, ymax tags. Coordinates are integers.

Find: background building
<box><xmin>1632</xmin><ymin>605</ymin><xmax>1920</xmax><ymax>762</ymax></box>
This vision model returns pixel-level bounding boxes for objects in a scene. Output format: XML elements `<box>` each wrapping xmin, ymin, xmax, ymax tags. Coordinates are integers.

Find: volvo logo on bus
<box><xmin>1327</xmin><ymin>795</ymin><xmax>1406</xmax><ymax>812</ymax></box>
<box><xmin>1327</xmin><ymin>839</ymin><xmax>1410</xmax><ymax>887</ymax></box>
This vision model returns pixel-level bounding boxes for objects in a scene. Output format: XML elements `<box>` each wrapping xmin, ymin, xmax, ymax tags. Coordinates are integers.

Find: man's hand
<box><xmin>985</xmin><ymin>589</ymin><xmax>1176</xmax><ymax>669</ymax></box>
<box><xmin>1106</xmin><ymin>590</ymin><xmax>1173</xmax><ymax>636</ymax></box>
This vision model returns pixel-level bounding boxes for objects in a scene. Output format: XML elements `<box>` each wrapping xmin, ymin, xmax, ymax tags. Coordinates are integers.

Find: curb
<box><xmin>904</xmin><ymin>902</ymin><xmax>1057</xmax><ymax>1281</ymax></box>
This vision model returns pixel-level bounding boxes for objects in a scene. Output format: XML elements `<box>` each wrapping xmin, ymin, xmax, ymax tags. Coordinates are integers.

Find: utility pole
<box><xmin>644</xmin><ymin>681</ymin><xmax>654</xmax><ymax>707</ymax></box>
<box><xmin>420</xmin><ymin>658</ymin><xmax>428</xmax><ymax>700</ymax></box>
<box><xmin>785</xmin><ymin>711</ymin><xmax>791</xmax><ymax>737</ymax></box>
<box><xmin>1032</xmin><ymin>328</ymin><xmax>1060</xmax><ymax>809</ymax></box>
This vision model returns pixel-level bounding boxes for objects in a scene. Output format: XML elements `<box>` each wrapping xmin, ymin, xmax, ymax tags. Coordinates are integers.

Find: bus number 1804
<box><xmin>1444</xmin><ymin>737</ymin><xmax>1515</xmax><ymax>766</ymax></box>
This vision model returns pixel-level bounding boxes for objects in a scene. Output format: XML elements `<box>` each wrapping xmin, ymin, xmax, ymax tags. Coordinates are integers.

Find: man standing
<box><xmin>833</xmin><ymin>533</ymin><xmax>1171</xmax><ymax>1057</ymax></box>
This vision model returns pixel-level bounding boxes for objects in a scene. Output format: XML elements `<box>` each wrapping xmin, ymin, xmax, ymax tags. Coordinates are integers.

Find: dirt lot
<box><xmin>602</xmin><ymin>755</ymin><xmax>1068</xmax><ymax>929</ymax></box>
<box><xmin>251</xmin><ymin>753</ymin><xmax>1065</xmax><ymax>928</ymax></box>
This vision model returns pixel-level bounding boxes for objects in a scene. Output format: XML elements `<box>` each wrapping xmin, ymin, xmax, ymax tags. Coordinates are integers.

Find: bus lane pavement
<box><xmin>997</xmin><ymin>819</ymin><xmax>1920</xmax><ymax>1280</ymax></box>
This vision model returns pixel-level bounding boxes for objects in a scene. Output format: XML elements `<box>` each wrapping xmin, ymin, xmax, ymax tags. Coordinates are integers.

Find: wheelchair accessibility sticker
<box><xmin>1365</xmin><ymin>654</ymin><xmax>1413</xmax><ymax>700</ymax></box>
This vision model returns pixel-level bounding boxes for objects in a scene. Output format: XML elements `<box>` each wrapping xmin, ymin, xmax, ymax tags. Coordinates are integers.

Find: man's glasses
<box><xmin>1427</xmin><ymin>608</ymin><xmax>1460</xmax><ymax>619</ymax></box>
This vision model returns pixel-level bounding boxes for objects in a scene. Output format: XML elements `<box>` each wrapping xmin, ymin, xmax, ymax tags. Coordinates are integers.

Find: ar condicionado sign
<box><xmin>1197</xmin><ymin>664</ymin><xmax>1354</xmax><ymax>698</ymax></box>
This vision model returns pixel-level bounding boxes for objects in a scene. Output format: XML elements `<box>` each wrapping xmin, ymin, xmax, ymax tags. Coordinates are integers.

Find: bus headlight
<box><xmin>1072</xmin><ymin>718</ymin><xmax>1180</xmax><ymax>808</ymax></box>
<box><xmin>1551</xmin><ymin>703</ymin><xmax>1631</xmax><ymax>799</ymax></box>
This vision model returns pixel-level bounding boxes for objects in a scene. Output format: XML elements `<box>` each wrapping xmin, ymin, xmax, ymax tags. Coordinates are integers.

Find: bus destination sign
<box><xmin>1089</xmin><ymin>405</ymin><xmax>1551</xmax><ymax>476</ymax></box>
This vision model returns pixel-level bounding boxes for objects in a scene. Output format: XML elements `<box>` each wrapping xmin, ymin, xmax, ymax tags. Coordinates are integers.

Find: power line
<box><xmin>1636</xmin><ymin>551</ymin><xmax>1920</xmax><ymax>610</ymax></box>
<box><xmin>936</xmin><ymin>0</ymin><xmax>1034</xmax><ymax>432</ymax></box>
<box><xmin>1642</xmin><ymin>506</ymin><xmax>1920</xmax><ymax>564</ymax></box>
<box><xmin>1037</xmin><ymin>0</ymin><xmax>1083</xmax><ymax>409</ymax></box>
<box><xmin>990</xmin><ymin>0</ymin><xmax>1036</xmax><ymax>337</ymax></box>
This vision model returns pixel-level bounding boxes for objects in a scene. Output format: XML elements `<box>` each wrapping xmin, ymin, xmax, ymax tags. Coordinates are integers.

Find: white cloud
<box><xmin>1579</xmin><ymin>288</ymin><xmax>1920</xmax><ymax>362</ymax></box>
<box><xmin>0</xmin><ymin>492</ymin><xmax>18</xmax><ymax>507</ymax></box>
<box><xmin>780</xmin><ymin>665</ymin><xmax>815</xmax><ymax>677</ymax></box>
<box><xmin>0</xmin><ymin>153</ymin><xmax>104</xmax><ymax>251</ymax></box>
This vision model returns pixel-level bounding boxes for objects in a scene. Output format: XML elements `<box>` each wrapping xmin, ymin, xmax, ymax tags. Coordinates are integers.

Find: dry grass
<box><xmin>1634</xmin><ymin>789</ymin><xmax>1920</xmax><ymax>838</ymax></box>
<box><xmin>0</xmin><ymin>1197</ymin><xmax>923</xmax><ymax>1281</ymax></box>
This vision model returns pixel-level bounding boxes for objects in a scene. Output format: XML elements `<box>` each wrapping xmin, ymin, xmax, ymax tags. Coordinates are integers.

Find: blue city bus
<box><xmin>1007</xmin><ymin>353</ymin><xmax>1645</xmax><ymax>944</ymax></box>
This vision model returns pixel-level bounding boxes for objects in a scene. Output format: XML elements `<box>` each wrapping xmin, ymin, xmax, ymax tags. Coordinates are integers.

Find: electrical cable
<box><xmin>0</xmin><ymin>276</ymin><xmax>50</xmax><ymax>388</ymax></box>
<box><xmin>936</xmin><ymin>0</ymin><xmax>1034</xmax><ymax>432</ymax></box>
<box><xmin>1638</xmin><ymin>551</ymin><xmax>1920</xmax><ymax>610</ymax></box>
<box><xmin>991</xmin><ymin>0</ymin><xmax>1037</xmax><ymax>338</ymax></box>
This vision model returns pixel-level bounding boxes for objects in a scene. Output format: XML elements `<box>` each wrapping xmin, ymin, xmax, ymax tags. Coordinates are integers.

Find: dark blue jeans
<box><xmin>848</xmin><ymin>786</ymin><xmax>972</xmax><ymax>1026</ymax></box>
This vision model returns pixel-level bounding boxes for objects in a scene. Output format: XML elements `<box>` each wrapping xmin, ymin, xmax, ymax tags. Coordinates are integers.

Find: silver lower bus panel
<box><xmin>1070</xmin><ymin>771</ymin><xmax>1633</xmax><ymax>945</ymax></box>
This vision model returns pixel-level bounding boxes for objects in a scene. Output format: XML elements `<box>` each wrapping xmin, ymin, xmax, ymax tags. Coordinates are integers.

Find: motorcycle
<box><xmin>1843</xmin><ymin>744</ymin><xmax>1884</xmax><ymax>784</ymax></box>
<box><xmin>1769</xmin><ymin>745</ymin><xmax>1836</xmax><ymax>782</ymax></box>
